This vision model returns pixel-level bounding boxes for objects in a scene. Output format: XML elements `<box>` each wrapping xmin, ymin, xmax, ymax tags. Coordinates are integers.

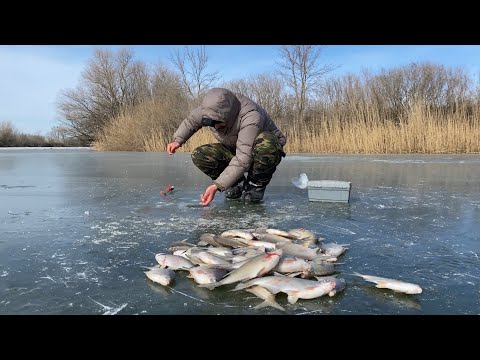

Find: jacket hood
<box><xmin>201</xmin><ymin>88</ymin><xmax>240</xmax><ymax>125</ymax></box>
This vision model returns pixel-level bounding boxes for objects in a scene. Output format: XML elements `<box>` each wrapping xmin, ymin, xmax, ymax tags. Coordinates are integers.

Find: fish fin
<box><xmin>352</xmin><ymin>272</ymin><xmax>365</xmax><ymax>278</ymax></box>
<box><xmin>256</xmin><ymin>266</ymin><xmax>270</xmax><ymax>277</ymax></box>
<box><xmin>287</xmin><ymin>292</ymin><xmax>299</xmax><ymax>304</ymax></box>
<box><xmin>375</xmin><ymin>281</ymin><xmax>388</xmax><ymax>289</ymax></box>
<box><xmin>140</xmin><ymin>265</ymin><xmax>156</xmax><ymax>270</ymax></box>
<box><xmin>254</xmin><ymin>299</ymin><xmax>285</xmax><ymax>312</ymax></box>
<box><xmin>273</xmin><ymin>271</ymin><xmax>287</xmax><ymax>277</ymax></box>
<box><xmin>286</xmin><ymin>272</ymin><xmax>303</xmax><ymax>277</ymax></box>
<box><xmin>231</xmin><ymin>281</ymin><xmax>253</xmax><ymax>292</ymax></box>
<box><xmin>197</xmin><ymin>283</ymin><xmax>218</xmax><ymax>290</ymax></box>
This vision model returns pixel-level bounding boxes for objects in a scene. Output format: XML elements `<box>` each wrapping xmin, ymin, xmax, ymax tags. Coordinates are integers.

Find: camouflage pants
<box><xmin>191</xmin><ymin>132</ymin><xmax>285</xmax><ymax>188</ymax></box>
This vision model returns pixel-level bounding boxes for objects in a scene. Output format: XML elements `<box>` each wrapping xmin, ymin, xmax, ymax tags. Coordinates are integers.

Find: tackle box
<box><xmin>307</xmin><ymin>180</ymin><xmax>352</xmax><ymax>203</ymax></box>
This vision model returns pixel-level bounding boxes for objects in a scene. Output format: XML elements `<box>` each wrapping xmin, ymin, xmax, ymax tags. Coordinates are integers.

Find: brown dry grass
<box><xmin>94</xmin><ymin>100</ymin><xmax>480</xmax><ymax>154</ymax></box>
<box><xmin>282</xmin><ymin>102</ymin><xmax>480</xmax><ymax>154</ymax></box>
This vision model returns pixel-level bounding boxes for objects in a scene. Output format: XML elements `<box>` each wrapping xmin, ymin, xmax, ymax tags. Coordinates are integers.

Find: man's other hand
<box><xmin>200</xmin><ymin>184</ymin><xmax>218</xmax><ymax>206</ymax></box>
<box><xmin>167</xmin><ymin>141</ymin><xmax>181</xmax><ymax>155</ymax></box>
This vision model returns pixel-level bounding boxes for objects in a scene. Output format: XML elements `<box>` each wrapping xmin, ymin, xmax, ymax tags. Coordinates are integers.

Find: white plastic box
<box><xmin>307</xmin><ymin>180</ymin><xmax>352</xmax><ymax>203</ymax></box>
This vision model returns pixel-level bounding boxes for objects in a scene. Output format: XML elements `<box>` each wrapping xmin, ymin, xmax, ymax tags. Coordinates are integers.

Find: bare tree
<box><xmin>277</xmin><ymin>45</ymin><xmax>338</xmax><ymax>121</ymax></box>
<box><xmin>170</xmin><ymin>46</ymin><xmax>220</xmax><ymax>101</ymax></box>
<box><xmin>222</xmin><ymin>78</ymin><xmax>255</xmax><ymax>100</ymax></box>
<box><xmin>151</xmin><ymin>64</ymin><xmax>184</xmax><ymax>100</ymax></box>
<box><xmin>250</xmin><ymin>74</ymin><xmax>288</xmax><ymax>120</ymax></box>
<box><xmin>47</xmin><ymin>126</ymin><xmax>71</xmax><ymax>143</ymax></box>
<box><xmin>223</xmin><ymin>73</ymin><xmax>291</xmax><ymax>121</ymax></box>
<box><xmin>57</xmin><ymin>47</ymin><xmax>151</xmax><ymax>142</ymax></box>
<box><xmin>363</xmin><ymin>62</ymin><xmax>471</xmax><ymax>122</ymax></box>
<box><xmin>150</xmin><ymin>64</ymin><xmax>190</xmax><ymax>133</ymax></box>
<box><xmin>0</xmin><ymin>121</ymin><xmax>16</xmax><ymax>146</ymax></box>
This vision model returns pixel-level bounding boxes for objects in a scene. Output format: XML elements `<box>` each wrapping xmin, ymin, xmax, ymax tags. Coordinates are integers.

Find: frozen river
<box><xmin>0</xmin><ymin>148</ymin><xmax>479</xmax><ymax>314</ymax></box>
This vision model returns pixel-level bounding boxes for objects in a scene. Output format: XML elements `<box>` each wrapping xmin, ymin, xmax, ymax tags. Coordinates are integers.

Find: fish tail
<box><xmin>254</xmin><ymin>299</ymin><xmax>285</xmax><ymax>312</ymax></box>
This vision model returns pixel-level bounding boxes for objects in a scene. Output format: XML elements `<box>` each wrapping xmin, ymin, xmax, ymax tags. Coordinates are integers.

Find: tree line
<box><xmin>7</xmin><ymin>46</ymin><xmax>478</xmax><ymax>153</ymax></box>
<box><xmin>0</xmin><ymin>121</ymin><xmax>85</xmax><ymax>147</ymax></box>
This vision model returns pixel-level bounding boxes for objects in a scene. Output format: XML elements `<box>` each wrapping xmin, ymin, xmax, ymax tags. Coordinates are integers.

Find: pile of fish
<box><xmin>144</xmin><ymin>228</ymin><xmax>422</xmax><ymax>311</ymax></box>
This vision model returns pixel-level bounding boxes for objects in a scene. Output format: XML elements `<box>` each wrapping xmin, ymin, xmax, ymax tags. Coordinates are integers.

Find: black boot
<box><xmin>242</xmin><ymin>181</ymin><xmax>267</xmax><ymax>203</ymax></box>
<box><xmin>224</xmin><ymin>177</ymin><xmax>246</xmax><ymax>200</ymax></box>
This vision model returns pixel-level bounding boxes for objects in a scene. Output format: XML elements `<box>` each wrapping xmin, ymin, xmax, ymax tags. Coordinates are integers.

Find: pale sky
<box><xmin>1</xmin><ymin>45</ymin><xmax>480</xmax><ymax>135</ymax></box>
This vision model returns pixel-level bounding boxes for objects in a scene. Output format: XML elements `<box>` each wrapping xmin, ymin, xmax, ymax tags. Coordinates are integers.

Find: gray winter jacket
<box><xmin>172</xmin><ymin>88</ymin><xmax>287</xmax><ymax>191</ymax></box>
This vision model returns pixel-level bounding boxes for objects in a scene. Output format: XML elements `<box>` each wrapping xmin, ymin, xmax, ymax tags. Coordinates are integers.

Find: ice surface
<box><xmin>0</xmin><ymin>149</ymin><xmax>479</xmax><ymax>314</ymax></box>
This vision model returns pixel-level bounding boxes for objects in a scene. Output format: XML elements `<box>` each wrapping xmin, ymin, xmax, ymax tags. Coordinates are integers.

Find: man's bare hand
<box><xmin>167</xmin><ymin>141</ymin><xmax>181</xmax><ymax>155</ymax></box>
<box><xmin>200</xmin><ymin>184</ymin><xmax>218</xmax><ymax>206</ymax></box>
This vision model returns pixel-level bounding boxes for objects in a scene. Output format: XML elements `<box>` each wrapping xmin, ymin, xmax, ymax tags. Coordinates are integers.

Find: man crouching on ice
<box><xmin>166</xmin><ymin>87</ymin><xmax>287</xmax><ymax>206</ymax></box>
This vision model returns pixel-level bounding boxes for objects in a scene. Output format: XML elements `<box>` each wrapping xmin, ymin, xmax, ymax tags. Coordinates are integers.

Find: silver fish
<box><xmin>199</xmin><ymin>233</ymin><xmax>223</xmax><ymax>247</ymax></box>
<box><xmin>242</xmin><ymin>239</ymin><xmax>276</xmax><ymax>250</ymax></box>
<box><xmin>320</xmin><ymin>243</ymin><xmax>348</xmax><ymax>257</ymax></box>
<box><xmin>315</xmin><ymin>276</ymin><xmax>346</xmax><ymax>296</ymax></box>
<box><xmin>233</xmin><ymin>275</ymin><xmax>336</xmax><ymax>304</ymax></box>
<box><xmin>198</xmin><ymin>249</ymin><xmax>283</xmax><ymax>290</ymax></box>
<box><xmin>221</xmin><ymin>229</ymin><xmax>254</xmax><ymax>240</ymax></box>
<box><xmin>213</xmin><ymin>235</ymin><xmax>249</xmax><ymax>248</ymax></box>
<box><xmin>287</xmin><ymin>228</ymin><xmax>319</xmax><ymax>243</ymax></box>
<box><xmin>273</xmin><ymin>256</ymin><xmax>312</xmax><ymax>274</ymax></box>
<box><xmin>187</xmin><ymin>266</ymin><xmax>228</xmax><ymax>285</ymax></box>
<box><xmin>205</xmin><ymin>247</ymin><xmax>233</xmax><ymax>257</ymax></box>
<box><xmin>265</xmin><ymin>228</ymin><xmax>296</xmax><ymax>239</ymax></box>
<box><xmin>312</xmin><ymin>254</ymin><xmax>338</xmax><ymax>262</ymax></box>
<box><xmin>155</xmin><ymin>253</ymin><xmax>195</xmax><ymax>270</ymax></box>
<box><xmin>232</xmin><ymin>247</ymin><xmax>265</xmax><ymax>257</ymax></box>
<box><xmin>252</xmin><ymin>232</ymin><xmax>292</xmax><ymax>244</ymax></box>
<box><xmin>168</xmin><ymin>245</ymin><xmax>193</xmax><ymax>253</ymax></box>
<box><xmin>185</xmin><ymin>248</ymin><xmax>231</xmax><ymax>266</ymax></box>
<box><xmin>276</xmin><ymin>242</ymin><xmax>319</xmax><ymax>260</ymax></box>
<box><xmin>353</xmin><ymin>272</ymin><xmax>423</xmax><ymax>294</ymax></box>
<box><xmin>310</xmin><ymin>260</ymin><xmax>336</xmax><ymax>276</ymax></box>
<box><xmin>144</xmin><ymin>266</ymin><xmax>176</xmax><ymax>286</ymax></box>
